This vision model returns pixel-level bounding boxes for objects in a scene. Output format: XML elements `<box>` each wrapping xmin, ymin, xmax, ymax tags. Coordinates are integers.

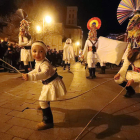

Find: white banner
<box><xmin>97</xmin><ymin>36</ymin><xmax>128</xmax><ymax>65</ymax></box>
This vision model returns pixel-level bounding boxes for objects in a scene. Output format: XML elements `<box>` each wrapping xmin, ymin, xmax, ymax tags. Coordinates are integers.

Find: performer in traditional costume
<box><xmin>19</xmin><ymin>19</ymin><xmax>33</xmax><ymax>73</ymax></box>
<box><xmin>82</xmin><ymin>23</ymin><xmax>98</xmax><ymax>79</ymax></box>
<box><xmin>114</xmin><ymin>3</ymin><xmax>140</xmax><ymax>98</ymax></box>
<box><xmin>63</xmin><ymin>38</ymin><xmax>75</xmax><ymax>70</ymax></box>
<box><xmin>22</xmin><ymin>41</ymin><xmax>67</xmax><ymax>130</ymax></box>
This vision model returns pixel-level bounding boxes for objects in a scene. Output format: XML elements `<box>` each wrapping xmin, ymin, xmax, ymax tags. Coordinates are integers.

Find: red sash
<box><xmin>133</xmin><ymin>65</ymin><xmax>140</xmax><ymax>73</ymax></box>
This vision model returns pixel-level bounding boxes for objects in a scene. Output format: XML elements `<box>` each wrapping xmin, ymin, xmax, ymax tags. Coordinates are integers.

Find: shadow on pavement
<box><xmin>52</xmin><ymin>107</ymin><xmax>140</xmax><ymax>139</ymax></box>
<box><xmin>133</xmin><ymin>93</ymin><xmax>140</xmax><ymax>98</ymax></box>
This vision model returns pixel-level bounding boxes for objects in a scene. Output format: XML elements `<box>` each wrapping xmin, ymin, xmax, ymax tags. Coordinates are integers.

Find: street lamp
<box><xmin>45</xmin><ymin>16</ymin><xmax>52</xmax><ymax>23</ymax></box>
<box><xmin>42</xmin><ymin>15</ymin><xmax>52</xmax><ymax>38</ymax></box>
<box><xmin>36</xmin><ymin>25</ymin><xmax>41</xmax><ymax>33</ymax></box>
<box><xmin>76</xmin><ymin>41</ymin><xmax>80</xmax><ymax>46</ymax></box>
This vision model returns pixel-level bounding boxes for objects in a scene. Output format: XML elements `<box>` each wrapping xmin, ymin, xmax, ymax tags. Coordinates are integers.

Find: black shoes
<box><xmin>87</xmin><ymin>68</ymin><xmax>96</xmax><ymax>79</ymax></box>
<box><xmin>124</xmin><ymin>90</ymin><xmax>136</xmax><ymax>98</ymax></box>
<box><xmin>119</xmin><ymin>82</ymin><xmax>136</xmax><ymax>98</ymax></box>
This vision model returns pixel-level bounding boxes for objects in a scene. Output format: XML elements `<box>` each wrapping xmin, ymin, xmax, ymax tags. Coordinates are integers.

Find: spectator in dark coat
<box><xmin>51</xmin><ymin>49</ymin><xmax>57</xmax><ymax>66</ymax></box>
<box><xmin>4</xmin><ymin>42</ymin><xmax>13</xmax><ymax>72</ymax></box>
<box><xmin>1</xmin><ymin>38</ymin><xmax>8</xmax><ymax>56</ymax></box>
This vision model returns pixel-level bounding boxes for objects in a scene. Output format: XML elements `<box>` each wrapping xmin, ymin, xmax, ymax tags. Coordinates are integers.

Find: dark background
<box><xmin>0</xmin><ymin>0</ymin><xmax>130</xmax><ymax>43</ymax></box>
<box><xmin>57</xmin><ymin>0</ymin><xmax>130</xmax><ymax>42</ymax></box>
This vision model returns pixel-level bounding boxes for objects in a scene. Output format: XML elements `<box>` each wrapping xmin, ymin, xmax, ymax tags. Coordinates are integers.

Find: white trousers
<box><xmin>87</xmin><ymin>51</ymin><xmax>96</xmax><ymax>68</ymax></box>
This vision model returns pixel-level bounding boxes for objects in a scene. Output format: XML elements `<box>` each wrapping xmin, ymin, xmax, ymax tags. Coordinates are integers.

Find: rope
<box><xmin>0</xmin><ymin>58</ymin><xmax>21</xmax><ymax>74</ymax></box>
<box><xmin>75</xmin><ymin>86</ymin><xmax>126</xmax><ymax>140</ymax></box>
<box><xmin>0</xmin><ymin>64</ymin><xmax>17</xmax><ymax>72</ymax></box>
<box><xmin>38</xmin><ymin>78</ymin><xmax>114</xmax><ymax>102</ymax></box>
<box><xmin>0</xmin><ymin>58</ymin><xmax>114</xmax><ymax>103</ymax></box>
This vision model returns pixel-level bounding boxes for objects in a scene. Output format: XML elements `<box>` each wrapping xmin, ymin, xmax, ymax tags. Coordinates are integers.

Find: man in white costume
<box><xmin>82</xmin><ymin>23</ymin><xmax>98</xmax><ymax>79</ymax></box>
<box><xmin>19</xmin><ymin>19</ymin><xmax>33</xmax><ymax>73</ymax></box>
<box><xmin>63</xmin><ymin>38</ymin><xmax>75</xmax><ymax>70</ymax></box>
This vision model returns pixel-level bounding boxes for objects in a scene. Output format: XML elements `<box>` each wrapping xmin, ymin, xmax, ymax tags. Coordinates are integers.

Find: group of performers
<box><xmin>15</xmin><ymin>0</ymin><xmax>140</xmax><ymax>131</ymax></box>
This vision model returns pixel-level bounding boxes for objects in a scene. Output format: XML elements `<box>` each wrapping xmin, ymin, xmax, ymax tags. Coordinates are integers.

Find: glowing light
<box><xmin>36</xmin><ymin>26</ymin><xmax>41</xmax><ymax>32</ymax></box>
<box><xmin>45</xmin><ymin>16</ymin><xmax>52</xmax><ymax>23</ymax></box>
<box><xmin>76</xmin><ymin>42</ymin><xmax>80</xmax><ymax>46</ymax></box>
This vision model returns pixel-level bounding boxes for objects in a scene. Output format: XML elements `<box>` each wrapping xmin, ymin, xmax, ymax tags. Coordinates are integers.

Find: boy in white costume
<box><xmin>63</xmin><ymin>38</ymin><xmax>75</xmax><ymax>70</ymax></box>
<box><xmin>19</xmin><ymin>19</ymin><xmax>33</xmax><ymax>73</ymax></box>
<box><xmin>22</xmin><ymin>41</ymin><xmax>67</xmax><ymax>130</ymax></box>
<box><xmin>82</xmin><ymin>24</ymin><xmax>98</xmax><ymax>79</ymax></box>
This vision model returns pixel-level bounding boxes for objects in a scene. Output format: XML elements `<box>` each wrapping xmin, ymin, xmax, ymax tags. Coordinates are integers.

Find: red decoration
<box><xmin>87</xmin><ymin>17</ymin><xmax>101</xmax><ymax>30</ymax></box>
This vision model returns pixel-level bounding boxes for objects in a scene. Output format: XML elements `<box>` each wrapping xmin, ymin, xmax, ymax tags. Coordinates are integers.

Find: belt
<box><xmin>42</xmin><ymin>72</ymin><xmax>63</xmax><ymax>85</ymax></box>
<box><xmin>24</xmin><ymin>46</ymin><xmax>31</xmax><ymax>49</ymax></box>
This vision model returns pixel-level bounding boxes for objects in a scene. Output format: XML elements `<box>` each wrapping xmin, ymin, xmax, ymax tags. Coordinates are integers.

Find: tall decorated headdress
<box><xmin>117</xmin><ymin>0</ymin><xmax>140</xmax><ymax>48</ymax></box>
<box><xmin>117</xmin><ymin>0</ymin><xmax>140</xmax><ymax>25</ymax></box>
<box><xmin>18</xmin><ymin>9</ymin><xmax>30</xmax><ymax>35</ymax></box>
<box><xmin>20</xmin><ymin>19</ymin><xmax>30</xmax><ymax>33</ymax></box>
<box><xmin>87</xmin><ymin>17</ymin><xmax>101</xmax><ymax>41</ymax></box>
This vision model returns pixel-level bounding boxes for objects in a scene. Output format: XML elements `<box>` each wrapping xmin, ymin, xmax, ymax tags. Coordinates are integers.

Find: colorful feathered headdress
<box><xmin>117</xmin><ymin>0</ymin><xmax>140</xmax><ymax>25</ymax></box>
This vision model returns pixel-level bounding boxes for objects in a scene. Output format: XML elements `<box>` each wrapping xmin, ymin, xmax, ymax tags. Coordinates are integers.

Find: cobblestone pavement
<box><xmin>0</xmin><ymin>62</ymin><xmax>140</xmax><ymax>140</ymax></box>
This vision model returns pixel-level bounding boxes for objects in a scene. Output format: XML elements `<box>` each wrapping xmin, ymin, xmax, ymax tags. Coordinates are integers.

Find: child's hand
<box><xmin>22</xmin><ymin>73</ymin><xmax>28</xmax><ymax>81</ymax></box>
<box><xmin>126</xmin><ymin>79</ymin><xmax>134</xmax><ymax>87</ymax></box>
<box><xmin>114</xmin><ymin>73</ymin><xmax>120</xmax><ymax>80</ymax></box>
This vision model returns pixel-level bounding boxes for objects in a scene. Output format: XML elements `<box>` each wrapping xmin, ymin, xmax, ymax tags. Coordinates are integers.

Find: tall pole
<box><xmin>42</xmin><ymin>18</ymin><xmax>44</xmax><ymax>41</ymax></box>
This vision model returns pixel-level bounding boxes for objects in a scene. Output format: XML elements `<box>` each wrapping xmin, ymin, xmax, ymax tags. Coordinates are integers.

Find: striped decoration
<box><xmin>117</xmin><ymin>0</ymin><xmax>140</xmax><ymax>24</ymax></box>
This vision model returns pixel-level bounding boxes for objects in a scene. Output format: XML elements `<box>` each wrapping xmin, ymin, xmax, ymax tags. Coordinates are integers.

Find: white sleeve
<box><xmin>27</xmin><ymin>63</ymin><xmax>52</xmax><ymax>81</ymax></box>
<box><xmin>118</xmin><ymin>57</ymin><xmax>130</xmax><ymax>77</ymax></box>
<box><xmin>19</xmin><ymin>36</ymin><xmax>28</xmax><ymax>46</ymax></box>
<box><xmin>28</xmin><ymin>69</ymin><xmax>37</xmax><ymax>75</ymax></box>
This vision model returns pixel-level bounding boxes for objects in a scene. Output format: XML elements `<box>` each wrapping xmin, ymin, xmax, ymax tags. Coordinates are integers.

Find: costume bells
<box><xmin>86</xmin><ymin>68</ymin><xmax>96</xmax><ymax>79</ymax></box>
<box><xmin>119</xmin><ymin>82</ymin><xmax>135</xmax><ymax>98</ymax></box>
<box><xmin>37</xmin><ymin>107</ymin><xmax>54</xmax><ymax>130</ymax></box>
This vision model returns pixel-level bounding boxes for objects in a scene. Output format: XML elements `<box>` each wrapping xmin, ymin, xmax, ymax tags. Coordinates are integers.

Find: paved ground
<box><xmin>0</xmin><ymin>62</ymin><xmax>140</xmax><ymax>140</ymax></box>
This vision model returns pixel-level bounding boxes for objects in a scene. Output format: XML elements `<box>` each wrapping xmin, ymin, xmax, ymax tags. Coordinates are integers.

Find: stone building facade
<box><xmin>34</xmin><ymin>23</ymin><xmax>64</xmax><ymax>50</ymax></box>
<box><xmin>33</xmin><ymin>6</ymin><xmax>83</xmax><ymax>53</ymax></box>
<box><xmin>64</xmin><ymin>6</ymin><xmax>83</xmax><ymax>56</ymax></box>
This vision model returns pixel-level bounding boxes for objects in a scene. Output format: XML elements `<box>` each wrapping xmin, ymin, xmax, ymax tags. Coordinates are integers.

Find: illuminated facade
<box><xmin>64</xmin><ymin>6</ymin><xmax>83</xmax><ymax>56</ymax></box>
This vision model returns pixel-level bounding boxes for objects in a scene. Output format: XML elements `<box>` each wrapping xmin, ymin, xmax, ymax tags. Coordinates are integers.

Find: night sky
<box><xmin>55</xmin><ymin>0</ymin><xmax>129</xmax><ymax>41</ymax></box>
<box><xmin>0</xmin><ymin>0</ymin><xmax>130</xmax><ymax>42</ymax></box>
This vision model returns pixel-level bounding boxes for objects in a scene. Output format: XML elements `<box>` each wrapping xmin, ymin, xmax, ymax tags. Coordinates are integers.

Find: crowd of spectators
<box><xmin>0</xmin><ymin>38</ymin><xmax>64</xmax><ymax>72</ymax></box>
<box><xmin>46</xmin><ymin>47</ymin><xmax>63</xmax><ymax>67</ymax></box>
